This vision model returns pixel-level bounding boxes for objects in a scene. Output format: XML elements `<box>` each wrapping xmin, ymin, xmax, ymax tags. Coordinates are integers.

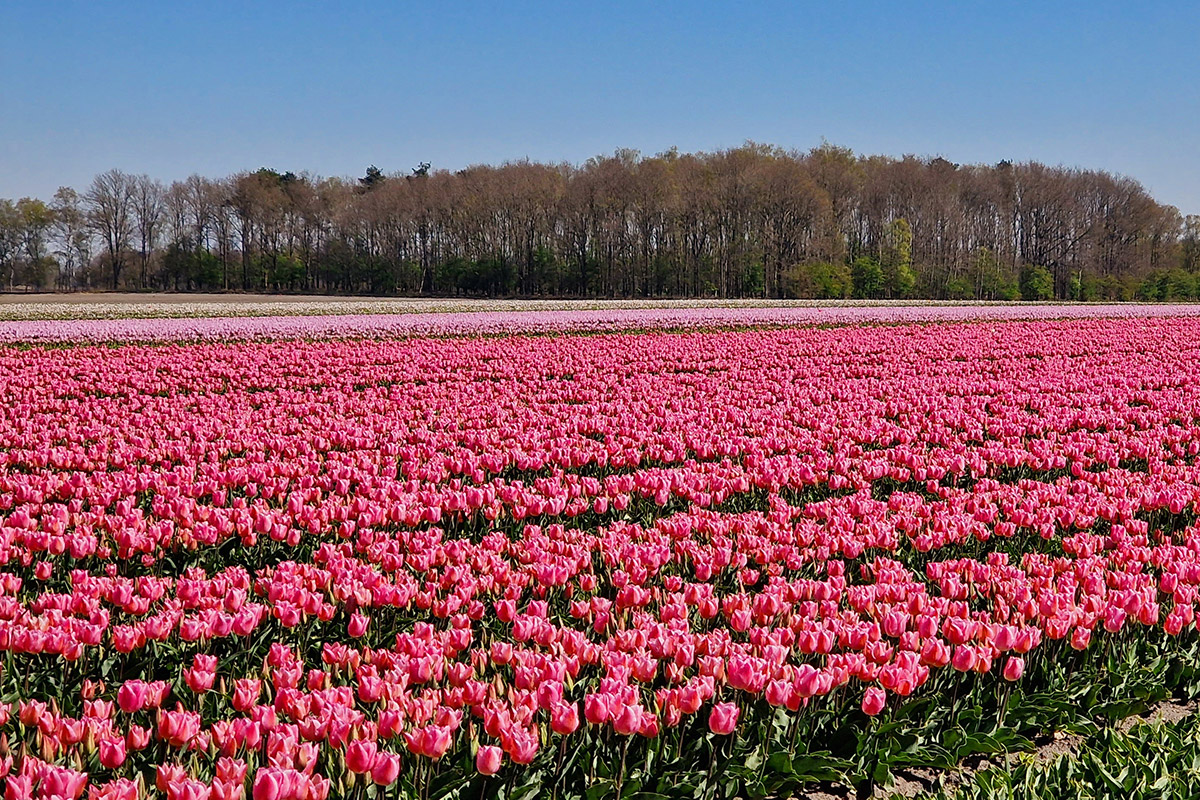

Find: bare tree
<box><xmin>51</xmin><ymin>187</ymin><xmax>91</xmax><ymax>290</ymax></box>
<box><xmin>85</xmin><ymin>169</ymin><xmax>136</xmax><ymax>289</ymax></box>
<box><xmin>0</xmin><ymin>200</ymin><xmax>20</xmax><ymax>290</ymax></box>
<box><xmin>132</xmin><ymin>175</ymin><xmax>165</xmax><ymax>289</ymax></box>
<box><xmin>207</xmin><ymin>179</ymin><xmax>234</xmax><ymax>290</ymax></box>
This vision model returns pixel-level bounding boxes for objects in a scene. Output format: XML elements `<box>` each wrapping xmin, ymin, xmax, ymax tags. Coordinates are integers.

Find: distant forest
<box><xmin>3</xmin><ymin>143</ymin><xmax>1198</xmax><ymax>300</ymax></box>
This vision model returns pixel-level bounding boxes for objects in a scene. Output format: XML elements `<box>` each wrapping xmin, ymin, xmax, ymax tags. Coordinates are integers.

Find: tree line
<box><xmin>2</xmin><ymin>142</ymin><xmax>1198</xmax><ymax>300</ymax></box>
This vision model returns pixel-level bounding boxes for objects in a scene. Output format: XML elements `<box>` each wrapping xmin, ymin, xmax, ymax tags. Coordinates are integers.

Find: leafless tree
<box><xmin>132</xmin><ymin>175</ymin><xmax>165</xmax><ymax>289</ymax></box>
<box><xmin>51</xmin><ymin>187</ymin><xmax>91</xmax><ymax>290</ymax></box>
<box><xmin>85</xmin><ymin>169</ymin><xmax>136</xmax><ymax>289</ymax></box>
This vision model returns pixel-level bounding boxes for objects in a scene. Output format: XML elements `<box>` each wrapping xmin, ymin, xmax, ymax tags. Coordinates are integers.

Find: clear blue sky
<box><xmin>2</xmin><ymin>1</ymin><xmax>1197</xmax><ymax>213</ymax></box>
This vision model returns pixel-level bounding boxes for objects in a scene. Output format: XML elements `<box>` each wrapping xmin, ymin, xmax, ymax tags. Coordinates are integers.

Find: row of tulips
<box><xmin>4</xmin><ymin>303</ymin><xmax>1200</xmax><ymax>343</ymax></box>
<box><xmin>3</xmin><ymin>317</ymin><xmax>1200</xmax><ymax>797</ymax></box>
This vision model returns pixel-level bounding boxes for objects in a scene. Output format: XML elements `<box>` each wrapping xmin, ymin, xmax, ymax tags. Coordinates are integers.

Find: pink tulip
<box><xmin>348</xmin><ymin>612</ymin><xmax>369</xmax><ymax>638</ymax></box>
<box><xmin>345</xmin><ymin>740</ymin><xmax>377</xmax><ymax>774</ymax></box>
<box><xmin>371</xmin><ymin>752</ymin><xmax>401</xmax><ymax>786</ymax></box>
<box><xmin>862</xmin><ymin>687</ymin><xmax>887</xmax><ymax>716</ymax></box>
<box><xmin>127</xmin><ymin>725</ymin><xmax>152</xmax><ymax>750</ymax></box>
<box><xmin>184</xmin><ymin>667</ymin><xmax>215</xmax><ymax>694</ymax></box>
<box><xmin>232</xmin><ymin>679</ymin><xmax>262</xmax><ymax>711</ymax></box>
<box><xmin>117</xmin><ymin>681</ymin><xmax>148</xmax><ymax>714</ymax></box>
<box><xmin>251</xmin><ymin>770</ymin><xmax>282</xmax><ymax>800</ymax></box>
<box><xmin>98</xmin><ymin>737</ymin><xmax>127</xmax><ymax>768</ymax></box>
<box><xmin>584</xmin><ymin>694</ymin><xmax>612</xmax><ymax>725</ymax></box>
<box><xmin>550</xmin><ymin>702</ymin><xmax>580</xmax><ymax>735</ymax></box>
<box><xmin>157</xmin><ymin>765</ymin><xmax>188</xmax><ymax>793</ymax></box>
<box><xmin>210</xmin><ymin>779</ymin><xmax>244</xmax><ymax>800</ymax></box>
<box><xmin>5</xmin><ymin>776</ymin><xmax>32</xmax><ymax>800</ymax></box>
<box><xmin>708</xmin><ymin>702</ymin><xmax>739</xmax><ymax>735</ymax></box>
<box><xmin>476</xmin><ymin>745</ymin><xmax>503</xmax><ymax>775</ymax></box>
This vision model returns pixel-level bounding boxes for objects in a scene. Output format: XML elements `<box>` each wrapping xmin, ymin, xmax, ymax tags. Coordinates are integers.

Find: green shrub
<box><xmin>1019</xmin><ymin>265</ymin><xmax>1054</xmax><ymax>301</ymax></box>
<box><xmin>786</xmin><ymin>262</ymin><xmax>852</xmax><ymax>299</ymax></box>
<box><xmin>851</xmin><ymin>256</ymin><xmax>884</xmax><ymax>299</ymax></box>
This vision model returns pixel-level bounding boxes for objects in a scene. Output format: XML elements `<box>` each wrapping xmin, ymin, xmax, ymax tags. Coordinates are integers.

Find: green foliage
<box><xmin>436</xmin><ymin>257</ymin><xmax>515</xmax><ymax>296</ymax></box>
<box><xmin>1078</xmin><ymin>274</ymin><xmax>1099</xmax><ymax>301</ymax></box>
<box><xmin>1069</xmin><ymin>272</ymin><xmax>1083</xmax><ymax>301</ymax></box>
<box><xmin>16</xmin><ymin>197</ymin><xmax>54</xmax><ymax>254</ymax></box>
<box><xmin>943</xmin><ymin>715</ymin><xmax>1200</xmax><ymax>800</ymax></box>
<box><xmin>1085</xmin><ymin>274</ymin><xmax>1136</xmax><ymax>301</ymax></box>
<box><xmin>884</xmin><ymin>218</ymin><xmax>916</xmax><ymax>298</ymax></box>
<box><xmin>162</xmin><ymin>241</ymin><xmax>224</xmax><ymax>289</ymax></box>
<box><xmin>892</xmin><ymin>262</ymin><xmax>917</xmax><ymax>298</ymax></box>
<box><xmin>982</xmin><ymin>275</ymin><xmax>1019</xmax><ymax>301</ymax></box>
<box><xmin>21</xmin><ymin>255</ymin><xmax>55</xmax><ymax>289</ymax></box>
<box><xmin>786</xmin><ymin>261</ymin><xmax>852</xmax><ymax>298</ymax></box>
<box><xmin>1167</xmin><ymin>269</ymin><xmax>1196</xmax><ymax>300</ymax></box>
<box><xmin>944</xmin><ymin>276</ymin><xmax>975</xmax><ymax>301</ymax></box>
<box><xmin>253</xmin><ymin>167</ymin><xmax>300</xmax><ymax>187</ymax></box>
<box><xmin>1019</xmin><ymin>265</ymin><xmax>1054</xmax><ymax>301</ymax></box>
<box><xmin>529</xmin><ymin>247</ymin><xmax>560</xmax><ymax>294</ymax></box>
<box><xmin>851</xmin><ymin>256</ymin><xmax>885</xmax><ymax>299</ymax></box>
<box><xmin>1138</xmin><ymin>269</ymin><xmax>1196</xmax><ymax>301</ymax></box>
<box><xmin>972</xmin><ymin>248</ymin><xmax>1019</xmax><ymax>301</ymax></box>
<box><xmin>742</xmin><ymin>260</ymin><xmax>764</xmax><ymax>296</ymax></box>
<box><xmin>267</xmin><ymin>253</ymin><xmax>305</xmax><ymax>289</ymax></box>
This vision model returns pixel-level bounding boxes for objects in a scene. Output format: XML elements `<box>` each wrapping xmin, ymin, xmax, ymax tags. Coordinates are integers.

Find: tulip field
<box><xmin>7</xmin><ymin>308</ymin><xmax>1200</xmax><ymax>799</ymax></box>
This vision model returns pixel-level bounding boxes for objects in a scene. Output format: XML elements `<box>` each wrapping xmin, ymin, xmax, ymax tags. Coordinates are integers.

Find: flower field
<box><xmin>5</xmin><ymin>312</ymin><xmax>1200</xmax><ymax>799</ymax></box>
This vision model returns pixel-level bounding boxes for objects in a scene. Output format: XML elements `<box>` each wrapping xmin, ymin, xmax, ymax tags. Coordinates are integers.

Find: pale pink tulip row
<box><xmin>2</xmin><ymin>303</ymin><xmax>1200</xmax><ymax>343</ymax></box>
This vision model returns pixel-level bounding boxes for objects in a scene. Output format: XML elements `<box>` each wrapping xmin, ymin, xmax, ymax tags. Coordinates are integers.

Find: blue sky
<box><xmin>2</xmin><ymin>1</ymin><xmax>1198</xmax><ymax>212</ymax></box>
